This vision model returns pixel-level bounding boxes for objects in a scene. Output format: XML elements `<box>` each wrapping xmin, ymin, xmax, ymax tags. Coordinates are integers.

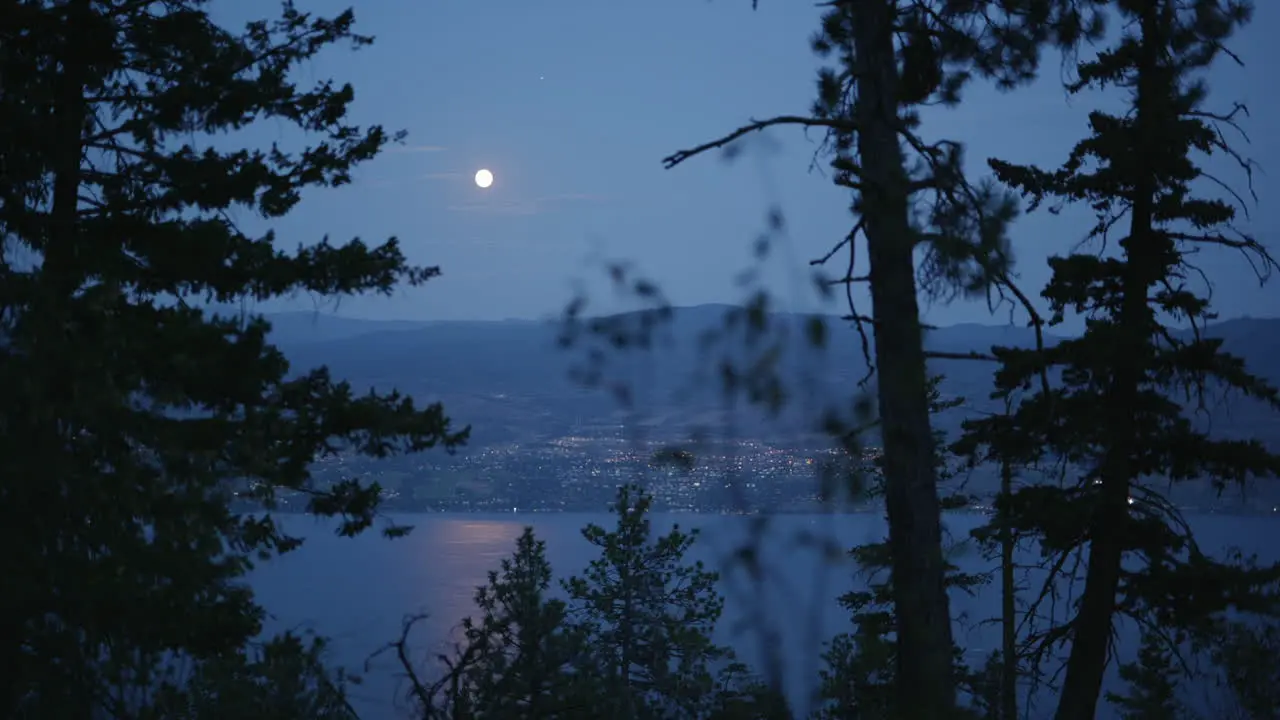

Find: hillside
<box><xmin>262</xmin><ymin>306</ymin><xmax>1280</xmax><ymax>452</ymax></box>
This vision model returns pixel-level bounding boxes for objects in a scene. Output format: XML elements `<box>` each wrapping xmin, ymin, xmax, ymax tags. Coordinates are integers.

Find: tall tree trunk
<box><xmin>1052</xmin><ymin>460</ymin><xmax>1129</xmax><ymax>720</ymax></box>
<box><xmin>620</xmin><ymin>565</ymin><xmax>636</xmax><ymax>719</ymax></box>
<box><xmin>0</xmin><ymin>617</ymin><xmax>24</xmax><ymax>719</ymax></box>
<box><xmin>1054</xmin><ymin>5</ymin><xmax>1165</xmax><ymax>719</ymax></box>
<box><xmin>1</xmin><ymin>3</ymin><xmax>92</xmax><ymax>718</ymax></box>
<box><xmin>999</xmin><ymin>458</ymin><xmax>1018</xmax><ymax>720</ymax></box>
<box><xmin>45</xmin><ymin>0</ymin><xmax>89</xmax><ymax>296</ymax></box>
<box><xmin>848</xmin><ymin>2</ymin><xmax>957</xmax><ymax>716</ymax></box>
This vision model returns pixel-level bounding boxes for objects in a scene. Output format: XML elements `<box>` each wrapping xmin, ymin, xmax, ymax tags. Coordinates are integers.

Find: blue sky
<box><xmin>216</xmin><ymin>0</ymin><xmax>1278</xmax><ymax>327</ymax></box>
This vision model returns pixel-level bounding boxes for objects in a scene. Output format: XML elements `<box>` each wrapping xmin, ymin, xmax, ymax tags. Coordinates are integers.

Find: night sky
<box><xmin>212</xmin><ymin>0</ymin><xmax>1278</xmax><ymax>328</ymax></box>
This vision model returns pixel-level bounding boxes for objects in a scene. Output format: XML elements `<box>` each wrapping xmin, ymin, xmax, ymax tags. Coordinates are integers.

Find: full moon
<box><xmin>474</xmin><ymin>169</ymin><xmax>494</xmax><ymax>188</ymax></box>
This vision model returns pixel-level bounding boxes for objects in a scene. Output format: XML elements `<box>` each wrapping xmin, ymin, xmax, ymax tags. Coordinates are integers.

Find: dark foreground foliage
<box><xmin>379</xmin><ymin>485</ymin><xmax>788</xmax><ymax>720</ymax></box>
<box><xmin>0</xmin><ymin>1</ymin><xmax>464</xmax><ymax>715</ymax></box>
<box><xmin>378</xmin><ymin>484</ymin><xmax>1278</xmax><ymax>720</ymax></box>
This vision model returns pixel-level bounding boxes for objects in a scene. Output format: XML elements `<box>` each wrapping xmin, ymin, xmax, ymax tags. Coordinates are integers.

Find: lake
<box><xmin>250</xmin><ymin>511</ymin><xmax>1280</xmax><ymax>720</ymax></box>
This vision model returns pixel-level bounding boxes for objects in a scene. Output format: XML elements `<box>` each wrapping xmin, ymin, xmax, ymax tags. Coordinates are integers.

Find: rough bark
<box><xmin>848</xmin><ymin>1</ymin><xmax>957</xmax><ymax>716</ymax></box>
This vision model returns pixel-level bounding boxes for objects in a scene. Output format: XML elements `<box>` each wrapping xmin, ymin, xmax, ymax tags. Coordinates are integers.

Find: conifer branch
<box><xmin>1168</xmin><ymin>231</ymin><xmax>1278</xmax><ymax>283</ymax></box>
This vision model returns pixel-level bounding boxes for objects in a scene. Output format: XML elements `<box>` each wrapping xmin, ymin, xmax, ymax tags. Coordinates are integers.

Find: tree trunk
<box><xmin>848</xmin><ymin>2</ymin><xmax>957</xmax><ymax>716</ymax></box>
<box><xmin>2</xmin><ymin>3</ymin><xmax>92</xmax><ymax>718</ymax></box>
<box><xmin>45</xmin><ymin>0</ymin><xmax>89</xmax><ymax>294</ymax></box>
<box><xmin>1052</xmin><ymin>478</ymin><xmax>1128</xmax><ymax>720</ymax></box>
<box><xmin>0</xmin><ymin>617</ymin><xmax>24</xmax><ymax>719</ymax></box>
<box><xmin>1054</xmin><ymin>5</ymin><xmax>1165</xmax><ymax>719</ymax></box>
<box><xmin>999</xmin><ymin>459</ymin><xmax>1018</xmax><ymax>720</ymax></box>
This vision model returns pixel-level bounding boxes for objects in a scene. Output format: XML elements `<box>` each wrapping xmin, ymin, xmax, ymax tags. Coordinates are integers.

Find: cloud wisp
<box><xmin>390</xmin><ymin>144</ymin><xmax>447</xmax><ymax>153</ymax></box>
<box><xmin>446</xmin><ymin>193</ymin><xmax>607</xmax><ymax>216</ymax></box>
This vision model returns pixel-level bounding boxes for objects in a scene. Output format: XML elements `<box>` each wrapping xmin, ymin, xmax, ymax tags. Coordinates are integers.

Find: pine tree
<box><xmin>660</xmin><ymin>4</ymin><xmax>1105</xmax><ymax>714</ymax></box>
<box><xmin>952</xmin><ymin>393</ymin><xmax>1048</xmax><ymax>720</ymax></box>
<box><xmin>143</xmin><ymin>632</ymin><xmax>358</xmax><ymax>720</ymax></box>
<box><xmin>562</xmin><ymin>484</ymin><xmax>730</xmax><ymax>719</ymax></box>
<box><xmin>959</xmin><ymin>1</ymin><xmax>1280</xmax><ymax>718</ymax></box>
<box><xmin>1104</xmin><ymin>631</ymin><xmax>1188</xmax><ymax>720</ymax></box>
<box><xmin>814</xmin><ymin>376</ymin><xmax>988</xmax><ymax>719</ymax></box>
<box><xmin>706</xmin><ymin>661</ymin><xmax>790</xmax><ymax>720</ymax></box>
<box><xmin>0</xmin><ymin>1</ymin><xmax>466</xmax><ymax>714</ymax></box>
<box><xmin>1207</xmin><ymin>618</ymin><xmax>1280</xmax><ymax>717</ymax></box>
<box><xmin>433</xmin><ymin>528</ymin><xmax>591</xmax><ymax>719</ymax></box>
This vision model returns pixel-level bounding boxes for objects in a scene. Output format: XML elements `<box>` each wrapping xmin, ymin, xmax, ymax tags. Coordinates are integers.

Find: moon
<box><xmin>474</xmin><ymin>169</ymin><xmax>494</xmax><ymax>189</ymax></box>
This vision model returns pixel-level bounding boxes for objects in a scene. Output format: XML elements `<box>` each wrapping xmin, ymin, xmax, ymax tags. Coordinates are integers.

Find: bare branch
<box><xmin>810</xmin><ymin>218</ymin><xmax>865</xmax><ymax>266</ymax></box>
<box><xmin>825</xmin><ymin>274</ymin><xmax>871</xmax><ymax>286</ymax></box>
<box><xmin>843</xmin><ymin>313</ymin><xmax>878</xmax><ymax>326</ymax></box>
<box><xmin>367</xmin><ymin>613</ymin><xmax>435</xmax><ymax>714</ymax></box>
<box><xmin>831</xmin><ymin>219</ymin><xmax>876</xmax><ymax>388</ymax></box>
<box><xmin>995</xmin><ymin>270</ymin><xmax>1055</xmax><ymax>401</ymax></box>
<box><xmin>662</xmin><ymin>116</ymin><xmax>855</xmax><ymax>170</ymax></box>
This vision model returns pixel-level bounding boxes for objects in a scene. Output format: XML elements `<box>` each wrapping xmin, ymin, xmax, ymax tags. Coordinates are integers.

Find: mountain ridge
<box><xmin>263</xmin><ymin>305</ymin><xmax>1278</xmax><ymax>447</ymax></box>
<box><xmin>256</xmin><ymin>303</ymin><xmax>1278</xmax><ymax>347</ymax></box>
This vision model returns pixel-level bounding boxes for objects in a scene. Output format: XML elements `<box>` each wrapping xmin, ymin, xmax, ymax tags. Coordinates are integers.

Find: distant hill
<box><xmin>205</xmin><ymin>309</ymin><xmax>432</xmax><ymax>345</ymax></box>
<box><xmin>264</xmin><ymin>305</ymin><xmax>1280</xmax><ymax>454</ymax></box>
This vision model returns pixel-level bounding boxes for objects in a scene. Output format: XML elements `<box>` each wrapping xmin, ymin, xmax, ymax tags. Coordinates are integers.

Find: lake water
<box><xmin>250</xmin><ymin>511</ymin><xmax>1280</xmax><ymax>720</ymax></box>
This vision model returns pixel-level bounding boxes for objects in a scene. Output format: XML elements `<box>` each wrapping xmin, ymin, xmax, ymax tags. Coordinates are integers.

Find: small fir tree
<box><xmin>563</xmin><ymin>484</ymin><xmax>730</xmax><ymax>719</ymax></box>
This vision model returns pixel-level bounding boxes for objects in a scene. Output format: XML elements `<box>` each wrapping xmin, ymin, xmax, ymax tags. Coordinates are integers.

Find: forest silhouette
<box><xmin>1</xmin><ymin>1</ymin><xmax>1278</xmax><ymax>719</ymax></box>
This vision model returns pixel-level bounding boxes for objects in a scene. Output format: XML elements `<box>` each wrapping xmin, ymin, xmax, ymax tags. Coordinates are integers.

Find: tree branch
<box><xmin>925</xmin><ymin>350</ymin><xmax>998</xmax><ymax>362</ymax></box>
<box><xmin>810</xmin><ymin>218</ymin><xmax>865</xmax><ymax>267</ymax></box>
<box><xmin>661</xmin><ymin>116</ymin><xmax>855</xmax><ymax>170</ymax></box>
